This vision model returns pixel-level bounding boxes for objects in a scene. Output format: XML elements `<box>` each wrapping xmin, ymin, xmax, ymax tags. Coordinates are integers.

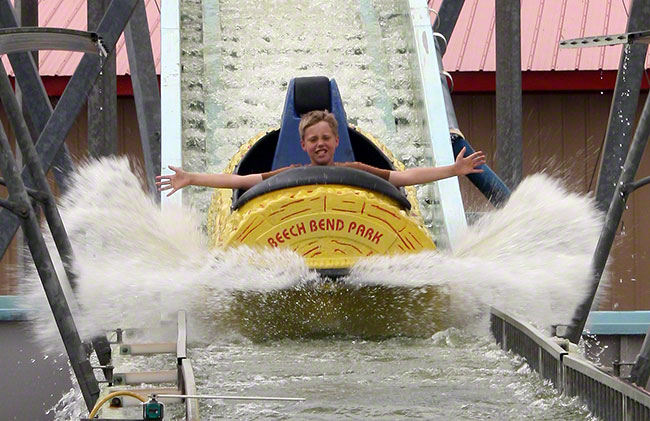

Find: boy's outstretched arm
<box><xmin>388</xmin><ymin>147</ymin><xmax>486</xmax><ymax>187</ymax></box>
<box><xmin>155</xmin><ymin>165</ymin><xmax>263</xmax><ymax>197</ymax></box>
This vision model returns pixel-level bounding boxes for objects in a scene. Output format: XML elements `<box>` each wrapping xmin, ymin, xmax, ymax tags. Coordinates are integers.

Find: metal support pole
<box><xmin>630</xmin><ymin>324</ymin><xmax>650</xmax><ymax>387</ymax></box>
<box><xmin>0</xmin><ymin>0</ymin><xmax>74</xmax><ymax>260</ymax></box>
<box><xmin>13</xmin><ymin>0</ymin><xmax>39</xmax><ymax>286</ymax></box>
<box><xmin>125</xmin><ymin>0</ymin><xmax>162</xmax><ymax>200</ymax></box>
<box><xmin>1</xmin><ymin>54</ymin><xmax>115</xmax><ymax>388</ymax></box>
<box><xmin>432</xmin><ymin>35</ymin><xmax>510</xmax><ymax>206</ymax></box>
<box><xmin>14</xmin><ymin>0</ymin><xmax>38</xmax><ymax>145</ymax></box>
<box><xmin>0</xmin><ymin>125</ymin><xmax>100</xmax><ymax>411</ymax></box>
<box><xmin>594</xmin><ymin>0</ymin><xmax>650</xmax><ymax>212</ymax></box>
<box><xmin>564</xmin><ymin>84</ymin><xmax>650</xmax><ymax>344</ymax></box>
<box><xmin>88</xmin><ymin>0</ymin><xmax>118</xmax><ymax>158</ymax></box>
<box><xmin>0</xmin><ymin>0</ymin><xmax>140</xmax><ymax>260</ymax></box>
<box><xmin>432</xmin><ymin>0</ymin><xmax>465</xmax><ymax>55</ymax></box>
<box><xmin>494</xmin><ymin>0</ymin><xmax>523</xmax><ymax>189</ymax></box>
<box><xmin>0</xmin><ymin>64</ymin><xmax>78</xmax><ymax>288</ymax></box>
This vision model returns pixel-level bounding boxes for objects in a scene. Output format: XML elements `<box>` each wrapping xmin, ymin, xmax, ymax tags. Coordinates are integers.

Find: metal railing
<box><xmin>490</xmin><ymin>307</ymin><xmax>566</xmax><ymax>389</ymax></box>
<box><xmin>491</xmin><ymin>307</ymin><xmax>650</xmax><ymax>420</ymax></box>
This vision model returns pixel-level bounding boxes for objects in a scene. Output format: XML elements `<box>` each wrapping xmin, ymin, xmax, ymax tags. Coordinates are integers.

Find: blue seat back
<box><xmin>271</xmin><ymin>77</ymin><xmax>355</xmax><ymax>170</ymax></box>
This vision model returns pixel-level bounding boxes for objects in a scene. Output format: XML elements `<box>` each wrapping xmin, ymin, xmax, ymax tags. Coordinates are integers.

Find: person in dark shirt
<box><xmin>156</xmin><ymin>110</ymin><xmax>485</xmax><ymax>197</ymax></box>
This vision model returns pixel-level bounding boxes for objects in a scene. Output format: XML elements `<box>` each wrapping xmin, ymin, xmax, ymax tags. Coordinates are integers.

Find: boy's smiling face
<box><xmin>300</xmin><ymin>120</ymin><xmax>339</xmax><ymax>166</ymax></box>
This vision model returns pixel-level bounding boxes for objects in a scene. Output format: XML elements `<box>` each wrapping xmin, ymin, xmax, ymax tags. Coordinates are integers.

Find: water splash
<box><xmin>20</xmin><ymin>158</ymin><xmax>317</xmax><ymax>349</ymax></box>
<box><xmin>349</xmin><ymin>173</ymin><xmax>604</xmax><ymax>332</ymax></box>
<box><xmin>22</xmin><ymin>158</ymin><xmax>603</xmax><ymax>348</ymax></box>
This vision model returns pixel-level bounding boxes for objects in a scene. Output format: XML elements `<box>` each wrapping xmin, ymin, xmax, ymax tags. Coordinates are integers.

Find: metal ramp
<box><xmin>166</xmin><ymin>0</ymin><xmax>511</xmax><ymax>253</ymax></box>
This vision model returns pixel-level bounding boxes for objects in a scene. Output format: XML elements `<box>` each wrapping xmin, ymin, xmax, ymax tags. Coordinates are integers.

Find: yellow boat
<box><xmin>208</xmin><ymin>76</ymin><xmax>436</xmax><ymax>278</ymax></box>
<box><xmin>205</xmin><ymin>76</ymin><xmax>455</xmax><ymax>339</ymax></box>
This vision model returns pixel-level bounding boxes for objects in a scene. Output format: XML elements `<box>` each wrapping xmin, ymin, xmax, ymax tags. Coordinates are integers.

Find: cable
<box><xmin>88</xmin><ymin>390</ymin><xmax>147</xmax><ymax>418</ymax></box>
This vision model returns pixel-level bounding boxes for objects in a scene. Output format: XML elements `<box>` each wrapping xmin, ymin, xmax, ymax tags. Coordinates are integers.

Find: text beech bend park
<box><xmin>267</xmin><ymin>217</ymin><xmax>384</xmax><ymax>246</ymax></box>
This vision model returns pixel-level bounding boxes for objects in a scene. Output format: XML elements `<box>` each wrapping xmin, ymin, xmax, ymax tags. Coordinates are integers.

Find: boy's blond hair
<box><xmin>298</xmin><ymin>110</ymin><xmax>338</xmax><ymax>139</ymax></box>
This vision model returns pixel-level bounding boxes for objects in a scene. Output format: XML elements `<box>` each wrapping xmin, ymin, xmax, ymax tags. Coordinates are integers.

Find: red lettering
<box><xmin>326</xmin><ymin>218</ymin><xmax>334</xmax><ymax>230</ymax></box>
<box><xmin>364</xmin><ymin>228</ymin><xmax>374</xmax><ymax>240</ymax></box>
<box><xmin>372</xmin><ymin>231</ymin><xmax>383</xmax><ymax>244</ymax></box>
<box><xmin>348</xmin><ymin>221</ymin><xmax>357</xmax><ymax>233</ymax></box>
<box><xmin>309</xmin><ymin>219</ymin><xmax>317</xmax><ymax>232</ymax></box>
<box><xmin>297</xmin><ymin>222</ymin><xmax>306</xmax><ymax>235</ymax></box>
<box><xmin>275</xmin><ymin>232</ymin><xmax>284</xmax><ymax>244</ymax></box>
<box><xmin>268</xmin><ymin>238</ymin><xmax>278</xmax><ymax>247</ymax></box>
<box><xmin>290</xmin><ymin>225</ymin><xmax>298</xmax><ymax>237</ymax></box>
<box><xmin>336</xmin><ymin>219</ymin><xmax>344</xmax><ymax>231</ymax></box>
<box><xmin>356</xmin><ymin>224</ymin><xmax>366</xmax><ymax>237</ymax></box>
<box><xmin>318</xmin><ymin>218</ymin><xmax>326</xmax><ymax>231</ymax></box>
<box><xmin>283</xmin><ymin>228</ymin><xmax>290</xmax><ymax>240</ymax></box>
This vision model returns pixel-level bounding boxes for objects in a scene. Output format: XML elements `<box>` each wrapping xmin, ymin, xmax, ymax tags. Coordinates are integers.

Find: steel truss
<box><xmin>0</xmin><ymin>0</ymin><xmax>161</xmax><ymax>412</ymax></box>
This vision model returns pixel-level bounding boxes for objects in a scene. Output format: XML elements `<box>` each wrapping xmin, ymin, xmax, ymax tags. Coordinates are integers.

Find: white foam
<box><xmin>348</xmin><ymin>174</ymin><xmax>604</xmax><ymax>332</ymax></box>
<box><xmin>20</xmin><ymin>158</ymin><xmax>316</xmax><ymax>350</ymax></box>
<box><xmin>21</xmin><ymin>159</ymin><xmax>603</xmax><ymax>349</ymax></box>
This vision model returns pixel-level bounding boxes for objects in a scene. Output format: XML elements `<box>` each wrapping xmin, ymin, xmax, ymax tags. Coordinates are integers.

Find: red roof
<box><xmin>2</xmin><ymin>0</ymin><xmax>161</xmax><ymax>76</ymax></box>
<box><xmin>1</xmin><ymin>1</ymin><xmax>645</xmax><ymax>93</ymax></box>
<box><xmin>430</xmin><ymin>0</ymin><xmax>647</xmax><ymax>72</ymax></box>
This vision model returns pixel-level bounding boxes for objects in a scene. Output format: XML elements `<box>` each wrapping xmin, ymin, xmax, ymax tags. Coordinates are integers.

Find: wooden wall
<box><xmin>454</xmin><ymin>92</ymin><xmax>650</xmax><ymax>311</ymax></box>
<box><xmin>0</xmin><ymin>98</ymin><xmax>145</xmax><ymax>294</ymax></box>
<box><xmin>1</xmin><ymin>92</ymin><xmax>649</xmax><ymax>311</ymax></box>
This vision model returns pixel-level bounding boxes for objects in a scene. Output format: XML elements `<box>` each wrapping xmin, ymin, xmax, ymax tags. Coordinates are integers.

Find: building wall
<box><xmin>1</xmin><ymin>92</ymin><xmax>648</xmax><ymax>311</ymax></box>
<box><xmin>0</xmin><ymin>98</ymin><xmax>145</xmax><ymax>294</ymax></box>
<box><xmin>454</xmin><ymin>91</ymin><xmax>650</xmax><ymax>311</ymax></box>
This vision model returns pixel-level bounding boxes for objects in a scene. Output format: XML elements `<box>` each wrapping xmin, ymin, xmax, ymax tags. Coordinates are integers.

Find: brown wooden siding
<box><xmin>455</xmin><ymin>92</ymin><xmax>650</xmax><ymax>311</ymax></box>
<box><xmin>0</xmin><ymin>98</ymin><xmax>145</xmax><ymax>294</ymax></box>
<box><xmin>1</xmin><ymin>93</ymin><xmax>649</xmax><ymax>312</ymax></box>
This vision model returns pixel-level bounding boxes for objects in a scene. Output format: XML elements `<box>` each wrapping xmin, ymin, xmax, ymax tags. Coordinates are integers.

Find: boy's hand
<box><xmin>455</xmin><ymin>147</ymin><xmax>486</xmax><ymax>176</ymax></box>
<box><xmin>155</xmin><ymin>165</ymin><xmax>190</xmax><ymax>197</ymax></box>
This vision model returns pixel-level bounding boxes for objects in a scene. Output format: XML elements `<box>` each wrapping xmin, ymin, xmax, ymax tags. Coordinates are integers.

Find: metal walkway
<box><xmin>491</xmin><ymin>307</ymin><xmax>650</xmax><ymax>420</ymax></box>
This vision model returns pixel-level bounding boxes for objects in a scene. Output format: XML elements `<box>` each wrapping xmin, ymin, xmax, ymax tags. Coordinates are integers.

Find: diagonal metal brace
<box><xmin>0</xmin><ymin>122</ymin><xmax>101</xmax><ymax>412</ymax></box>
<box><xmin>625</xmin><ymin>175</ymin><xmax>650</xmax><ymax>193</ymax></box>
<box><xmin>0</xmin><ymin>0</ymin><xmax>76</xmax><ymax>193</ymax></box>
<box><xmin>124</xmin><ymin>0</ymin><xmax>161</xmax><ymax>199</ymax></box>
<box><xmin>0</xmin><ymin>177</ymin><xmax>47</xmax><ymax>202</ymax></box>
<box><xmin>0</xmin><ymin>198</ymin><xmax>29</xmax><ymax>217</ymax></box>
<box><xmin>0</xmin><ymin>0</ymin><xmax>141</xmax><ymax>260</ymax></box>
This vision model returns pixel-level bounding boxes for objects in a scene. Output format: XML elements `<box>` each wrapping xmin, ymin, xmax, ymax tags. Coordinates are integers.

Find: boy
<box><xmin>156</xmin><ymin>110</ymin><xmax>485</xmax><ymax>196</ymax></box>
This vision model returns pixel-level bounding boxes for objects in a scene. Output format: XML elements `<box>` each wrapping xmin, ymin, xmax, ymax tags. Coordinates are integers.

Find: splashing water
<box><xmin>22</xmin><ymin>158</ymin><xmax>603</xmax><ymax>348</ymax></box>
<box><xmin>24</xmin><ymin>158</ymin><xmax>604</xmax><ymax>420</ymax></box>
<box><xmin>349</xmin><ymin>173</ymin><xmax>604</xmax><ymax>333</ymax></box>
<box><xmin>20</xmin><ymin>158</ymin><xmax>318</xmax><ymax>349</ymax></box>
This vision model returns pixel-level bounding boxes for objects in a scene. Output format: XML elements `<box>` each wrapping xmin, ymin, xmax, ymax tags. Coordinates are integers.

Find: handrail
<box><xmin>563</xmin><ymin>354</ymin><xmax>650</xmax><ymax>407</ymax></box>
<box><xmin>181</xmin><ymin>359</ymin><xmax>200</xmax><ymax>420</ymax></box>
<box><xmin>177</xmin><ymin>310</ymin><xmax>187</xmax><ymax>361</ymax></box>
